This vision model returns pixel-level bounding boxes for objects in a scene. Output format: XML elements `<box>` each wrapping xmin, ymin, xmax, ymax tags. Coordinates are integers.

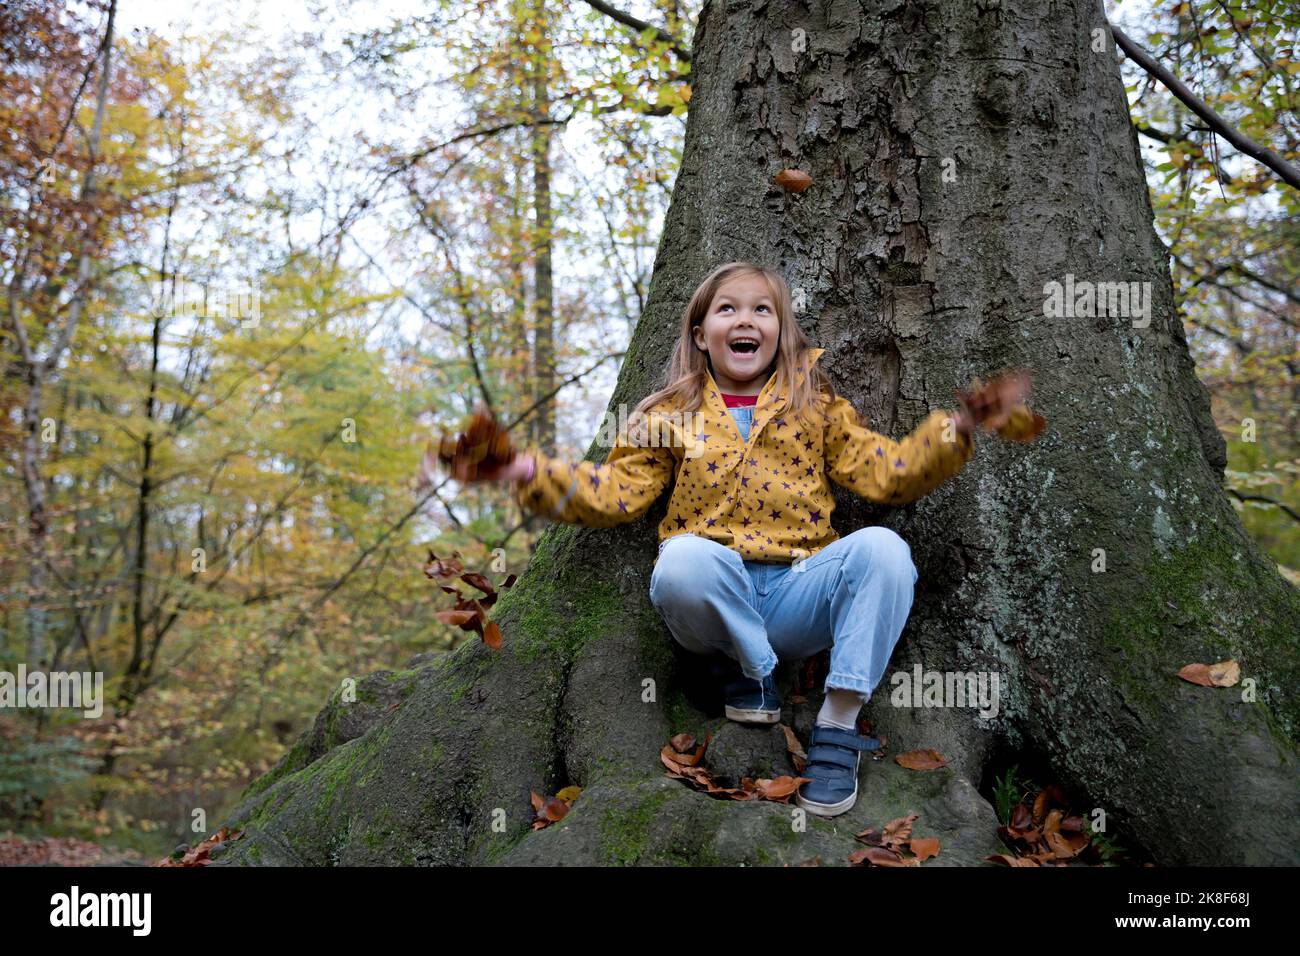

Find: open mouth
<box><xmin>729</xmin><ymin>338</ymin><xmax>760</xmax><ymax>355</ymax></box>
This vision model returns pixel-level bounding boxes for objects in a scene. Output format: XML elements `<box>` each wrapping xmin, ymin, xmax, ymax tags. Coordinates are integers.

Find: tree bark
<box><xmin>217</xmin><ymin>0</ymin><xmax>1299</xmax><ymax>866</ymax></box>
<box><xmin>530</xmin><ymin>0</ymin><xmax>557</xmax><ymax>456</ymax></box>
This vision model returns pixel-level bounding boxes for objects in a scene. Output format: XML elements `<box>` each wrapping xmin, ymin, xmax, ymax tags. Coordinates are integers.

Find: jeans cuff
<box><xmin>742</xmin><ymin>652</ymin><xmax>778</xmax><ymax>681</ymax></box>
<box><xmin>825</xmin><ymin>672</ymin><xmax>872</xmax><ymax>697</ymax></box>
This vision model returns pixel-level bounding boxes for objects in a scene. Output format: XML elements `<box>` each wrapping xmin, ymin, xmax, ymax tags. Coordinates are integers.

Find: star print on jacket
<box><xmin>510</xmin><ymin>346</ymin><xmax>976</xmax><ymax>563</ymax></box>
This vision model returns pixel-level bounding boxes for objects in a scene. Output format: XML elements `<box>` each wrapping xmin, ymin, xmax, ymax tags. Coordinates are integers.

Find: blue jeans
<box><xmin>648</xmin><ymin>527</ymin><xmax>918</xmax><ymax>699</ymax></box>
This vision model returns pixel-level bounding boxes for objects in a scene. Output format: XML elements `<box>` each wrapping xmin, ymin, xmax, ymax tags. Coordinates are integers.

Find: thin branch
<box><xmin>1225</xmin><ymin>261</ymin><xmax>1300</xmax><ymax>308</ymax></box>
<box><xmin>579</xmin><ymin>0</ymin><xmax>692</xmax><ymax>63</ymax></box>
<box><xmin>1228</xmin><ymin>489</ymin><xmax>1300</xmax><ymax>524</ymax></box>
<box><xmin>1135</xmin><ymin>121</ymin><xmax>1231</xmax><ymax>183</ymax></box>
<box><xmin>1174</xmin><ymin>253</ymin><xmax>1299</xmax><ymax>333</ymax></box>
<box><xmin>1110</xmin><ymin>24</ymin><xmax>1300</xmax><ymax>190</ymax></box>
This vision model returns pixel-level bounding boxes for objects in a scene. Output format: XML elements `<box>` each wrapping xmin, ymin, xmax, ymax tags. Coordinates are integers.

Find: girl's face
<box><xmin>692</xmin><ymin>273</ymin><xmax>781</xmax><ymax>394</ymax></box>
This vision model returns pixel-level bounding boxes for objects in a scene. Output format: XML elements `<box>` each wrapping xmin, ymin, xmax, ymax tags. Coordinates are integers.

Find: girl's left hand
<box><xmin>955</xmin><ymin>370</ymin><xmax>1033</xmax><ymax>433</ymax></box>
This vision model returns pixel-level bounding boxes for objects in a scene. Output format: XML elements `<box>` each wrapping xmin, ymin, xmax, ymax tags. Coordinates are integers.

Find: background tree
<box><xmin>1116</xmin><ymin>0</ymin><xmax>1299</xmax><ymax>581</ymax></box>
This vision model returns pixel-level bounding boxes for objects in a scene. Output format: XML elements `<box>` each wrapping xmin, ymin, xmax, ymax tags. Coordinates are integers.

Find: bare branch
<box><xmin>1229</xmin><ymin>489</ymin><xmax>1300</xmax><ymax>524</ymax></box>
<box><xmin>579</xmin><ymin>0</ymin><xmax>692</xmax><ymax>63</ymax></box>
<box><xmin>1135</xmin><ymin>121</ymin><xmax>1231</xmax><ymax>183</ymax></box>
<box><xmin>1110</xmin><ymin>24</ymin><xmax>1300</xmax><ymax>190</ymax></box>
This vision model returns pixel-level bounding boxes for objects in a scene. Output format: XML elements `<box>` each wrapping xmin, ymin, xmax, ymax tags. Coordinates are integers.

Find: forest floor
<box><xmin>0</xmin><ymin>832</ymin><xmax>147</xmax><ymax>866</ymax></box>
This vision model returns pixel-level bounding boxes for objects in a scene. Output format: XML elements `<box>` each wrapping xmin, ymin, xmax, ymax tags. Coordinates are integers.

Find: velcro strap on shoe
<box><xmin>805</xmin><ymin>744</ymin><xmax>858</xmax><ymax>771</ymax></box>
<box><xmin>810</xmin><ymin>724</ymin><xmax>880</xmax><ymax>752</ymax></box>
<box><xmin>805</xmin><ymin>765</ymin><xmax>857</xmax><ymax>787</ymax></box>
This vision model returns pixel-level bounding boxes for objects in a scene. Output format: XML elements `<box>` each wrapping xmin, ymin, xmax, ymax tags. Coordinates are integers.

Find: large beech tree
<box><xmin>217</xmin><ymin>0</ymin><xmax>1298</xmax><ymax>866</ymax></box>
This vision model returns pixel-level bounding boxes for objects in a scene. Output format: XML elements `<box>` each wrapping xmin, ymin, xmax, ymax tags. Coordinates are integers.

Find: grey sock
<box><xmin>816</xmin><ymin>688</ymin><xmax>865</xmax><ymax>731</ymax></box>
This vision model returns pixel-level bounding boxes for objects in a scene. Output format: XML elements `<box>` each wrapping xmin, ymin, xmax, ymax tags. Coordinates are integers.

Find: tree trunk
<box><xmin>529</xmin><ymin>0</ymin><xmax>557</xmax><ymax>456</ymax></box>
<box><xmin>16</xmin><ymin>0</ymin><xmax>116</xmax><ymax>672</ymax></box>
<box><xmin>217</xmin><ymin>0</ymin><xmax>1299</xmax><ymax>866</ymax></box>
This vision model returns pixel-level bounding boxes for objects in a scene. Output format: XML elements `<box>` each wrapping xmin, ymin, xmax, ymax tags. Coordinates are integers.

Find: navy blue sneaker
<box><xmin>796</xmin><ymin>722</ymin><xmax>882</xmax><ymax>817</ymax></box>
<box><xmin>722</xmin><ymin>669</ymin><xmax>781</xmax><ymax>724</ymax></box>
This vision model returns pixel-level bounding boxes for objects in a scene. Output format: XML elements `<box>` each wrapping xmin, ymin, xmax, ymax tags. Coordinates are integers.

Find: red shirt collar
<box><xmin>720</xmin><ymin>391</ymin><xmax>759</xmax><ymax>408</ymax></box>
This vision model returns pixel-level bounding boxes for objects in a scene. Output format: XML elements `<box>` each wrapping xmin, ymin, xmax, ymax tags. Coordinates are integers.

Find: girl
<box><xmin>464</xmin><ymin>261</ymin><xmax>1028</xmax><ymax>818</ymax></box>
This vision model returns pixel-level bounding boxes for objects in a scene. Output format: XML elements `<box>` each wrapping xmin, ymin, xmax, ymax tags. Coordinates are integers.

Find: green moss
<box><xmin>306</xmin><ymin>722</ymin><xmax>394</xmax><ymax>834</ymax></box>
<box><xmin>239</xmin><ymin>733</ymin><xmax>312</xmax><ymax>802</ymax></box>
<box><xmin>635</xmin><ymin>603</ymin><xmax>672</xmax><ymax>668</ymax></box>
<box><xmin>324</xmin><ymin>687</ymin><xmax>344</xmax><ymax>742</ymax></box>
<box><xmin>357</xmin><ymin>668</ymin><xmax>418</xmax><ymax>705</ymax></box>
<box><xmin>499</xmin><ymin>525</ymin><xmax>626</xmax><ymax>666</ymax></box>
<box><xmin>598</xmin><ymin>786</ymin><xmax>676</xmax><ymax>865</ymax></box>
<box><xmin>584</xmin><ymin>754</ymin><xmax>635</xmax><ymax>787</ymax></box>
<box><xmin>1102</xmin><ymin>530</ymin><xmax>1299</xmax><ymax>740</ymax></box>
<box><xmin>358</xmin><ymin>806</ymin><xmax>397</xmax><ymax>852</ymax></box>
<box><xmin>514</xmin><ymin>577</ymin><xmax>622</xmax><ymax>664</ymax></box>
<box><xmin>239</xmin><ymin>666</ymin><xmax>421</xmax><ymax>804</ymax></box>
<box><xmin>678</xmin><ymin>835</ymin><xmax>724</xmax><ymax>867</ymax></box>
<box><xmin>882</xmin><ymin>762</ymin><xmax>929</xmax><ymax>805</ymax></box>
<box><xmin>481</xmin><ymin>820</ymin><xmax>532</xmax><ymax>864</ymax></box>
<box><xmin>766</xmin><ymin>809</ymin><xmax>800</xmax><ymax>847</ymax></box>
<box><xmin>442</xmin><ymin>640</ymin><xmax>496</xmax><ymax>702</ymax></box>
<box><xmin>591</xmin><ymin>780</ymin><xmax>742</xmax><ymax>867</ymax></box>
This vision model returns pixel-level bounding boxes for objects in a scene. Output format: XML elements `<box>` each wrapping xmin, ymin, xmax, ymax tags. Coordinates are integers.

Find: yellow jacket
<box><xmin>511</xmin><ymin>347</ymin><xmax>974</xmax><ymax>563</ymax></box>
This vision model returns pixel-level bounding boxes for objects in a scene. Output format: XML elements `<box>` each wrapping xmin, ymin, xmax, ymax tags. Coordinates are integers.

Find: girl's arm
<box><xmin>822</xmin><ymin>395</ymin><xmax>974</xmax><ymax>506</ymax></box>
<box><xmin>510</xmin><ymin>425</ymin><xmax>676</xmax><ymax>528</ymax></box>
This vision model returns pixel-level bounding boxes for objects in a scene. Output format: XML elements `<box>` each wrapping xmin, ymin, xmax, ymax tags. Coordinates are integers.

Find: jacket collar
<box><xmin>703</xmin><ymin>345</ymin><xmax>825</xmax><ymax>401</ymax></box>
<box><xmin>702</xmin><ymin>346</ymin><xmax>826</xmax><ymax>446</ymax></box>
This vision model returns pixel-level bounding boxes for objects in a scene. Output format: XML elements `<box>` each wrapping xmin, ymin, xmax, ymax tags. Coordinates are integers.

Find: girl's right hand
<box><xmin>416</xmin><ymin>449</ymin><xmax>534</xmax><ymax>490</ymax></box>
<box><xmin>465</xmin><ymin>453</ymin><xmax>534</xmax><ymax>485</ymax></box>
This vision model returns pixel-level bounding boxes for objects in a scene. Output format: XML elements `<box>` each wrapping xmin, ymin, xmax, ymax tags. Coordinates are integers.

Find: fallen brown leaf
<box><xmin>850</xmin><ymin>845</ymin><xmax>918</xmax><ymax>867</ymax></box>
<box><xmin>1178</xmin><ymin>660</ymin><xmax>1241</xmax><ymax>687</ymax></box>
<box><xmin>1033</xmin><ymin>790</ymin><xmax>1049</xmax><ymax>824</ymax></box>
<box><xmin>882</xmin><ymin>813</ymin><xmax>919</xmax><ymax>847</ymax></box>
<box><xmin>780</xmin><ymin>724</ymin><xmax>808</xmax><ymax>773</ymax></box>
<box><xmin>895</xmin><ymin>749</ymin><xmax>947</xmax><ymax>771</ymax></box>
<box><xmin>854</xmin><ymin>826</ymin><xmax>885</xmax><ymax>846</ymax></box>
<box><xmin>909</xmin><ymin>837</ymin><xmax>941</xmax><ymax>862</ymax></box>
<box><xmin>156</xmin><ymin>826</ymin><xmax>243</xmax><ymax>867</ymax></box>
<box><xmin>752</xmin><ymin>776</ymin><xmax>813</xmax><ymax>801</ymax></box>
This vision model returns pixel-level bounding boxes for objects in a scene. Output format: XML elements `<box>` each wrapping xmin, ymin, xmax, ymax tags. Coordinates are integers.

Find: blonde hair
<box><xmin>634</xmin><ymin>261</ymin><xmax>833</xmax><ymax>425</ymax></box>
